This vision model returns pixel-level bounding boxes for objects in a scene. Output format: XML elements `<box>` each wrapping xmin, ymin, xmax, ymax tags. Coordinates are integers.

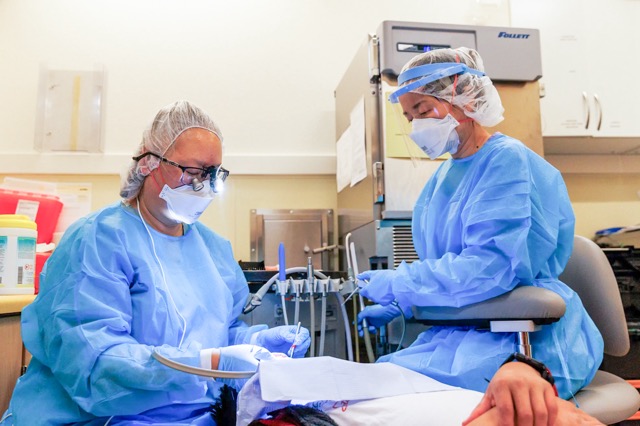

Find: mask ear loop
<box><xmin>149</xmin><ymin>168</ymin><xmax>165</xmax><ymax>191</ymax></box>
<box><xmin>150</xmin><ymin>158</ymin><xmax>178</xmax><ymax>192</ymax></box>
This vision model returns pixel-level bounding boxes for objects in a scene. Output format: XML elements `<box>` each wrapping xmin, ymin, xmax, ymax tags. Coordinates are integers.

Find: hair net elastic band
<box><xmin>390</xmin><ymin>63</ymin><xmax>485</xmax><ymax>104</ymax></box>
<box><xmin>162</xmin><ymin>126</ymin><xmax>223</xmax><ymax>156</ymax></box>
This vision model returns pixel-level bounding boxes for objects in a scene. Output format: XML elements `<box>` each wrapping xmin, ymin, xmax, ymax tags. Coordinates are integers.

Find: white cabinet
<box><xmin>510</xmin><ymin>0</ymin><xmax>640</xmax><ymax>138</ymax></box>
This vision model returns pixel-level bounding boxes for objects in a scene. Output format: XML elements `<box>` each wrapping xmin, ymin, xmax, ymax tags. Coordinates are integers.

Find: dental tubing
<box><xmin>242</xmin><ymin>263</ymin><xmax>353</xmax><ymax>360</ymax></box>
<box><xmin>350</xmin><ymin>241</ymin><xmax>376</xmax><ymax>363</ymax></box>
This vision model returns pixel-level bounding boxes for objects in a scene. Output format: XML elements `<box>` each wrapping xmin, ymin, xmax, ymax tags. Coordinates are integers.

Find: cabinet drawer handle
<box><xmin>593</xmin><ymin>94</ymin><xmax>602</xmax><ymax>131</ymax></box>
<box><xmin>582</xmin><ymin>92</ymin><xmax>590</xmax><ymax>129</ymax></box>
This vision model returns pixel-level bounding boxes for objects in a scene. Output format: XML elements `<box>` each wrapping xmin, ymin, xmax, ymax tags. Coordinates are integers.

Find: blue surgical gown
<box><xmin>379</xmin><ymin>133</ymin><xmax>604</xmax><ymax>399</ymax></box>
<box><xmin>0</xmin><ymin>202</ymin><xmax>265</xmax><ymax>426</ymax></box>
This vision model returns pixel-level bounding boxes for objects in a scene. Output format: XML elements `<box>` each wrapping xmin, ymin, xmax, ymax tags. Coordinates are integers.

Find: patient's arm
<box><xmin>463</xmin><ymin>362</ymin><xmax>603</xmax><ymax>426</ymax></box>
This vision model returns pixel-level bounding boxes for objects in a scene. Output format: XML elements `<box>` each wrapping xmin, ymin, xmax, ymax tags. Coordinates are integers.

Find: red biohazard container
<box><xmin>34</xmin><ymin>252</ymin><xmax>52</xmax><ymax>294</ymax></box>
<box><xmin>0</xmin><ymin>188</ymin><xmax>63</xmax><ymax>244</ymax></box>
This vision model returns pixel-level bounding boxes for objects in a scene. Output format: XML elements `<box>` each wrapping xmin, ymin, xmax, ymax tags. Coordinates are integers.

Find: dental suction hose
<box><xmin>152</xmin><ymin>349</ymin><xmax>255</xmax><ymax>379</ymax></box>
<box><xmin>349</xmin><ymin>241</ymin><xmax>376</xmax><ymax>363</ymax></box>
<box><xmin>336</xmin><ymin>291</ymin><xmax>354</xmax><ymax>361</ymax></box>
<box><xmin>345</xmin><ymin>233</ymin><xmax>361</xmax><ymax>362</ymax></box>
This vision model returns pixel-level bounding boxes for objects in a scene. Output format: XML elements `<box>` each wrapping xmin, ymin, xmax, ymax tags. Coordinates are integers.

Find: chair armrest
<box><xmin>412</xmin><ymin>286</ymin><xmax>566</xmax><ymax>328</ymax></box>
<box><xmin>575</xmin><ymin>370</ymin><xmax>640</xmax><ymax>424</ymax></box>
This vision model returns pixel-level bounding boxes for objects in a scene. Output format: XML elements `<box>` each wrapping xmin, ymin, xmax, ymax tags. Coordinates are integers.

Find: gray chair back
<box><xmin>559</xmin><ymin>235</ymin><xmax>629</xmax><ymax>357</ymax></box>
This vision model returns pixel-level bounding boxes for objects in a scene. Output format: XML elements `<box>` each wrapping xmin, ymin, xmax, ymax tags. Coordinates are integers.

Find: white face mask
<box><xmin>159</xmin><ymin>180</ymin><xmax>215</xmax><ymax>224</ymax></box>
<box><xmin>409</xmin><ymin>114</ymin><xmax>461</xmax><ymax>160</ymax></box>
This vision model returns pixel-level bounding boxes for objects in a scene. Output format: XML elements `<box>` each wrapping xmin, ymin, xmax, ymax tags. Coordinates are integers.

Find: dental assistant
<box><xmin>356</xmin><ymin>48</ymin><xmax>604</xmax><ymax>402</ymax></box>
<box><xmin>0</xmin><ymin>101</ymin><xmax>310</xmax><ymax>426</ymax></box>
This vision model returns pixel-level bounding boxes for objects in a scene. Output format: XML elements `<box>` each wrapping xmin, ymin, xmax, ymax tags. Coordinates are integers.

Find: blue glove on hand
<box><xmin>218</xmin><ymin>344</ymin><xmax>272</xmax><ymax>391</ymax></box>
<box><xmin>358</xmin><ymin>269</ymin><xmax>396</xmax><ymax>305</ymax></box>
<box><xmin>218</xmin><ymin>344</ymin><xmax>272</xmax><ymax>373</ymax></box>
<box><xmin>254</xmin><ymin>325</ymin><xmax>311</xmax><ymax>358</ymax></box>
<box><xmin>356</xmin><ymin>303</ymin><xmax>402</xmax><ymax>337</ymax></box>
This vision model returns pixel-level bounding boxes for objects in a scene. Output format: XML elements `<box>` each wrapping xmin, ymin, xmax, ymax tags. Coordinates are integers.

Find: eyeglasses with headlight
<box><xmin>133</xmin><ymin>152</ymin><xmax>229</xmax><ymax>192</ymax></box>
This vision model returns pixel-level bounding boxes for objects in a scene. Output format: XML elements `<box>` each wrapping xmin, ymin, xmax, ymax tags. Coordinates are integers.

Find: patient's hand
<box><xmin>464</xmin><ymin>397</ymin><xmax>603</xmax><ymax>425</ymax></box>
<box><xmin>553</xmin><ymin>399</ymin><xmax>604</xmax><ymax>425</ymax></box>
<box><xmin>463</xmin><ymin>362</ymin><xmax>558</xmax><ymax>426</ymax></box>
<box><xmin>462</xmin><ymin>362</ymin><xmax>604</xmax><ymax>426</ymax></box>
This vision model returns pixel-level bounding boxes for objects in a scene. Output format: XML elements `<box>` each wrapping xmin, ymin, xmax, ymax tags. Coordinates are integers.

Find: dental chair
<box><xmin>413</xmin><ymin>235</ymin><xmax>640</xmax><ymax>424</ymax></box>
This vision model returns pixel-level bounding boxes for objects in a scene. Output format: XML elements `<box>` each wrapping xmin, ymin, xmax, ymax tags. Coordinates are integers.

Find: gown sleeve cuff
<box><xmin>199</xmin><ymin>348</ymin><xmax>215</xmax><ymax>369</ymax></box>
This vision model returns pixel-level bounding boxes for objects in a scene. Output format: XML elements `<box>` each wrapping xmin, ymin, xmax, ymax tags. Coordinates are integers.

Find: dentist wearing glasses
<box><xmin>0</xmin><ymin>101</ymin><xmax>310</xmax><ymax>426</ymax></box>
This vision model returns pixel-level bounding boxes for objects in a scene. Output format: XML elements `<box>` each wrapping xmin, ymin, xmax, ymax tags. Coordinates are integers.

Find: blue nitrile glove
<box><xmin>218</xmin><ymin>344</ymin><xmax>272</xmax><ymax>373</ymax></box>
<box><xmin>356</xmin><ymin>303</ymin><xmax>402</xmax><ymax>337</ymax></box>
<box><xmin>253</xmin><ymin>325</ymin><xmax>311</xmax><ymax>358</ymax></box>
<box><xmin>218</xmin><ymin>344</ymin><xmax>272</xmax><ymax>391</ymax></box>
<box><xmin>357</xmin><ymin>269</ymin><xmax>396</xmax><ymax>305</ymax></box>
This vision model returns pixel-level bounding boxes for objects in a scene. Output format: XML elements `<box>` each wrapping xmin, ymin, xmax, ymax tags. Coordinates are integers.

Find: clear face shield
<box><xmin>386</xmin><ymin>98</ymin><xmax>427</xmax><ymax>164</ymax></box>
<box><xmin>386</xmin><ymin>62</ymin><xmax>487</xmax><ymax>162</ymax></box>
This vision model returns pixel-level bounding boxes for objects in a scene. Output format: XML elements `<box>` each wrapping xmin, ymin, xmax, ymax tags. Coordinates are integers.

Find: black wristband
<box><xmin>501</xmin><ymin>352</ymin><xmax>557</xmax><ymax>393</ymax></box>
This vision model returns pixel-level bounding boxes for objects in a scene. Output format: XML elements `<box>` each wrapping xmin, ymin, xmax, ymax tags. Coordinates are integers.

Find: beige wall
<box><xmin>0</xmin><ymin>173</ymin><xmax>337</xmax><ymax>262</ymax></box>
<box><xmin>564</xmin><ymin>173</ymin><xmax>640</xmax><ymax>238</ymax></box>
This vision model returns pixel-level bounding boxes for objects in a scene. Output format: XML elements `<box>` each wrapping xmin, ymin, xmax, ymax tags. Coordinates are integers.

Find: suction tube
<box><xmin>345</xmin><ymin>233</ymin><xmax>360</xmax><ymax>362</ymax></box>
<box><xmin>335</xmin><ymin>291</ymin><xmax>354</xmax><ymax>361</ymax></box>
<box><xmin>152</xmin><ymin>350</ymin><xmax>254</xmax><ymax>379</ymax></box>
<box><xmin>350</xmin><ymin>241</ymin><xmax>375</xmax><ymax>363</ymax></box>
